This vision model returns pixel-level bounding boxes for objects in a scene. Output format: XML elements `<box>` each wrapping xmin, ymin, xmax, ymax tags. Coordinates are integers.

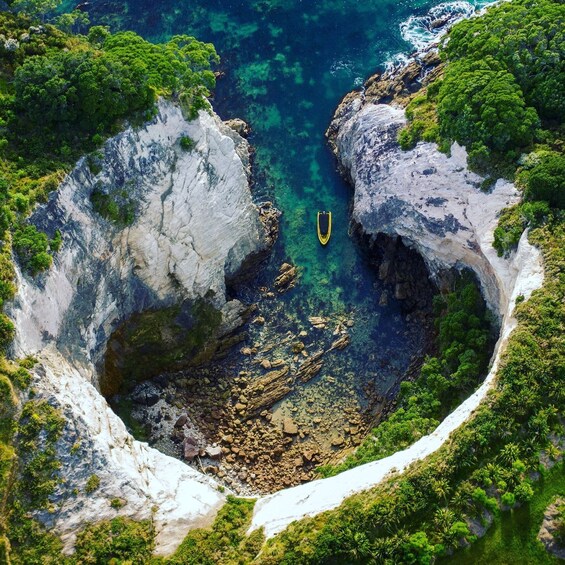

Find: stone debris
<box><xmin>174</xmin><ymin>414</ymin><xmax>188</xmax><ymax>428</ymax></box>
<box><xmin>183</xmin><ymin>436</ymin><xmax>199</xmax><ymax>461</ymax></box>
<box><xmin>308</xmin><ymin>316</ymin><xmax>328</xmax><ymax>329</ymax></box>
<box><xmin>244</xmin><ymin>366</ymin><xmax>292</xmax><ymax>414</ymax></box>
<box><xmin>329</xmin><ymin>333</ymin><xmax>350</xmax><ymax>352</ymax></box>
<box><xmin>282</xmin><ymin>417</ymin><xmax>299</xmax><ymax>435</ymax></box>
<box><xmin>205</xmin><ymin>445</ymin><xmax>223</xmax><ymax>460</ymax></box>
<box><xmin>274</xmin><ymin>262</ymin><xmax>299</xmax><ymax>293</ymax></box>
<box><xmin>295</xmin><ymin>350</ymin><xmax>324</xmax><ymax>383</ymax></box>
<box><xmin>224</xmin><ymin>117</ymin><xmax>250</xmax><ymax>137</ymax></box>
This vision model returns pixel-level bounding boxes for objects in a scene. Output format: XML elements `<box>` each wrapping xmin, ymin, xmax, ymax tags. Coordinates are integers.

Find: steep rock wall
<box><xmin>7</xmin><ymin>99</ymin><xmax>270</xmax><ymax>554</ymax></box>
<box><xmin>10</xmin><ymin>99</ymin><xmax>267</xmax><ymax>377</ymax></box>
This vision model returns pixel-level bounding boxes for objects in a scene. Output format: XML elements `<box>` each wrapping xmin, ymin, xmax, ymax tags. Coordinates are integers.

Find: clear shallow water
<box><xmin>87</xmin><ymin>0</ymin><xmax>489</xmax><ymax>427</ymax></box>
<box><xmin>81</xmin><ymin>0</ymin><xmax>490</xmax><ymax>307</ymax></box>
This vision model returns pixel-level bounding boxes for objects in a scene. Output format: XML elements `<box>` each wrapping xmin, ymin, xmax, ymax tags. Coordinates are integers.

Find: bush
<box><xmin>0</xmin><ymin>314</ymin><xmax>14</xmax><ymax>351</ymax></box>
<box><xmin>169</xmin><ymin>496</ymin><xmax>262</xmax><ymax>564</ymax></box>
<box><xmin>73</xmin><ymin>518</ymin><xmax>154</xmax><ymax>564</ymax></box>
<box><xmin>437</xmin><ymin>62</ymin><xmax>539</xmax><ymax>161</ymax></box>
<box><xmin>501</xmin><ymin>492</ymin><xmax>516</xmax><ymax>509</ymax></box>
<box><xmin>493</xmin><ymin>205</ymin><xmax>525</xmax><ymax>257</ymax></box>
<box><xmin>523</xmin><ymin>153</ymin><xmax>565</xmax><ymax>209</ymax></box>
<box><xmin>12</xmin><ymin>224</ymin><xmax>52</xmax><ymax>275</ymax></box>
<box><xmin>85</xmin><ymin>474</ymin><xmax>100</xmax><ymax>494</ymax></box>
<box><xmin>180</xmin><ymin>135</ymin><xmax>196</xmax><ymax>151</ymax></box>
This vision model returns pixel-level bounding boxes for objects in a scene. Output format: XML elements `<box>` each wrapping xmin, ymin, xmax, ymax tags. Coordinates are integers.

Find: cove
<box><xmin>76</xmin><ymin>0</ymin><xmax>494</xmax><ymax>491</ymax></box>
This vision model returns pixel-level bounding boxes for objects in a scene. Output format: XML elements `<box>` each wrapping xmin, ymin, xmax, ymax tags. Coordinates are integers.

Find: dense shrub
<box><xmin>12</xmin><ymin>224</ymin><xmax>52</xmax><ymax>275</ymax></box>
<box><xmin>523</xmin><ymin>152</ymin><xmax>565</xmax><ymax>209</ymax></box>
<box><xmin>319</xmin><ymin>279</ymin><xmax>493</xmax><ymax>477</ymax></box>
<box><xmin>73</xmin><ymin>517</ymin><xmax>154</xmax><ymax>563</ymax></box>
<box><xmin>437</xmin><ymin>62</ymin><xmax>539</xmax><ymax>157</ymax></box>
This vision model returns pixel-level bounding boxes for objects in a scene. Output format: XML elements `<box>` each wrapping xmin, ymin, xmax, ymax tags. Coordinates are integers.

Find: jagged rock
<box><xmin>296</xmin><ymin>350</ymin><xmax>324</xmax><ymax>383</ymax></box>
<box><xmin>244</xmin><ymin>366</ymin><xmax>292</xmax><ymax>414</ymax></box>
<box><xmin>131</xmin><ymin>383</ymin><xmax>161</xmax><ymax>406</ymax></box>
<box><xmin>224</xmin><ymin>118</ymin><xmax>250</xmax><ymax>137</ymax></box>
<box><xmin>308</xmin><ymin>316</ymin><xmax>328</xmax><ymax>329</ymax></box>
<box><xmin>205</xmin><ymin>446</ymin><xmax>223</xmax><ymax>460</ymax></box>
<box><xmin>329</xmin><ymin>334</ymin><xmax>350</xmax><ymax>351</ymax></box>
<box><xmin>331</xmin><ymin>436</ymin><xmax>345</xmax><ymax>448</ymax></box>
<box><xmin>174</xmin><ymin>414</ymin><xmax>188</xmax><ymax>428</ymax></box>
<box><xmin>274</xmin><ymin>262</ymin><xmax>298</xmax><ymax>293</ymax></box>
<box><xmin>183</xmin><ymin>436</ymin><xmax>199</xmax><ymax>461</ymax></box>
<box><xmin>283</xmin><ymin>418</ymin><xmax>299</xmax><ymax>435</ymax></box>
<box><xmin>302</xmin><ymin>450</ymin><xmax>316</xmax><ymax>462</ymax></box>
<box><xmin>260</xmin><ymin>359</ymin><xmax>272</xmax><ymax>370</ymax></box>
<box><xmin>292</xmin><ymin>341</ymin><xmax>305</xmax><ymax>353</ymax></box>
<box><xmin>258</xmin><ymin>202</ymin><xmax>280</xmax><ymax>249</ymax></box>
<box><xmin>330</xmin><ymin>98</ymin><xmax>521</xmax><ymax>315</ymax></box>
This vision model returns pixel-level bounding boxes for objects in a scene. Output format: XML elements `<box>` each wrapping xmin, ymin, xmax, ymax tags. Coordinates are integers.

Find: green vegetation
<box><xmin>399</xmin><ymin>0</ymin><xmax>563</xmax><ymax>173</ymax></box>
<box><xmin>398</xmin><ymin>87</ymin><xmax>442</xmax><ymax>151</ymax></box>
<box><xmin>110</xmin><ymin>497</ymin><xmax>125</xmax><ymax>509</ymax></box>
<box><xmin>0</xmin><ymin>9</ymin><xmax>218</xmax><ymax>277</ymax></box>
<box><xmin>84</xmin><ymin>474</ymin><xmax>100</xmax><ymax>494</ymax></box>
<box><xmin>12</xmin><ymin>224</ymin><xmax>52</xmax><ymax>275</ymax></box>
<box><xmin>319</xmin><ymin>278</ymin><xmax>493</xmax><ymax>477</ymax></box>
<box><xmin>90</xmin><ymin>185</ymin><xmax>136</xmax><ymax>225</ymax></box>
<box><xmin>4</xmin><ymin>399</ymin><xmax>66</xmax><ymax>564</ymax></box>
<box><xmin>522</xmin><ymin>152</ymin><xmax>565</xmax><ymax>209</ymax></box>
<box><xmin>167</xmin><ymin>496</ymin><xmax>264</xmax><ymax>565</ymax></box>
<box><xmin>179</xmin><ymin>134</ymin><xmax>196</xmax><ymax>151</ymax></box>
<box><xmin>446</xmin><ymin>462</ymin><xmax>565</xmax><ymax>564</ymax></box>
<box><xmin>74</xmin><ymin>517</ymin><xmax>154</xmax><ymax>564</ymax></box>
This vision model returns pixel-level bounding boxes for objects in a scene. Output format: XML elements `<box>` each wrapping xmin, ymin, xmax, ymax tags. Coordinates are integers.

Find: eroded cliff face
<box><xmin>10</xmin><ymin>99</ymin><xmax>268</xmax><ymax>377</ymax></box>
<box><xmin>330</xmin><ymin>100</ymin><xmax>520</xmax><ymax>318</ymax></box>
<box><xmin>7</xmin><ymin>99</ymin><xmax>272</xmax><ymax>554</ymax></box>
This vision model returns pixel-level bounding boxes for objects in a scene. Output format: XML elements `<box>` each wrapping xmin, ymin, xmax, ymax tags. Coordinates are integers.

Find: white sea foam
<box><xmin>400</xmin><ymin>1</ymin><xmax>477</xmax><ymax>51</ymax></box>
<box><xmin>383</xmin><ymin>0</ymin><xmax>498</xmax><ymax>71</ymax></box>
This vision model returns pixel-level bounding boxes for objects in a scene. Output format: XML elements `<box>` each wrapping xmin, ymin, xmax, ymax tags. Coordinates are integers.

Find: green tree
<box><xmin>524</xmin><ymin>153</ymin><xmax>565</xmax><ymax>209</ymax></box>
<box><xmin>11</xmin><ymin>0</ymin><xmax>62</xmax><ymax>21</ymax></box>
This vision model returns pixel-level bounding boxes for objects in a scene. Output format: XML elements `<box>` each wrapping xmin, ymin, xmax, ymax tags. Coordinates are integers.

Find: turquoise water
<box><xmin>86</xmin><ymin>0</ymin><xmax>489</xmax><ymax>409</ymax></box>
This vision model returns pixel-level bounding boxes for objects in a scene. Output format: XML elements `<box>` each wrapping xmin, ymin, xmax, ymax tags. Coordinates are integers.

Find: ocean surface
<box><xmin>82</xmin><ymin>0</ymin><xmax>492</xmax><ymax>437</ymax></box>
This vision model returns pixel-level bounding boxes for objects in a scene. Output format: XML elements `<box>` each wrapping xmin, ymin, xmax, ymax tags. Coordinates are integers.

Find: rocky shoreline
<box><xmin>119</xmin><ymin>239</ymin><xmax>436</xmax><ymax>495</ymax></box>
<box><xmin>247</xmin><ymin>5</ymin><xmax>544</xmax><ymax>539</ymax></box>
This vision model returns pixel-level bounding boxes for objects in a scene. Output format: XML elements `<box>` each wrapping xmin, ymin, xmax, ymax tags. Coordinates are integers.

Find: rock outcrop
<box><xmin>539</xmin><ymin>498</ymin><xmax>565</xmax><ymax>559</ymax></box>
<box><xmin>10</xmin><ymin>99</ymin><xmax>269</xmax><ymax>375</ymax></box>
<box><xmin>329</xmin><ymin>101</ymin><xmax>520</xmax><ymax>317</ymax></box>
<box><xmin>7</xmin><ymin>99</ymin><xmax>272</xmax><ymax>554</ymax></box>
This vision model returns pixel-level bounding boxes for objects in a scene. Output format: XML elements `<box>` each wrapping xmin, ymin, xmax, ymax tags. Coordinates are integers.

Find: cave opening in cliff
<box><xmin>96</xmin><ymin>232</ymin><xmax>500</xmax><ymax>495</ymax></box>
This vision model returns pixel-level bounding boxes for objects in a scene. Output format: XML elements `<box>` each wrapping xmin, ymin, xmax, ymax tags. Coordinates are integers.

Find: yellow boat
<box><xmin>317</xmin><ymin>211</ymin><xmax>332</xmax><ymax>246</ymax></box>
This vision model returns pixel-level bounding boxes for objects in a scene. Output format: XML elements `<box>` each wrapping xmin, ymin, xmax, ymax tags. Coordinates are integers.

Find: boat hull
<box><xmin>317</xmin><ymin>211</ymin><xmax>332</xmax><ymax>246</ymax></box>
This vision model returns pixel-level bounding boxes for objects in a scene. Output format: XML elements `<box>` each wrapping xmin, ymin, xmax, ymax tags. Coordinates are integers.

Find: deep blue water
<box><xmin>85</xmin><ymin>0</ymin><xmax>490</xmax><ymax>420</ymax></box>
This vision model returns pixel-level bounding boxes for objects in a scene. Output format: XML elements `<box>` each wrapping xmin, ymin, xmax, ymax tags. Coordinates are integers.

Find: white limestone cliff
<box><xmin>7</xmin><ymin>99</ymin><xmax>269</xmax><ymax>554</ymax></box>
